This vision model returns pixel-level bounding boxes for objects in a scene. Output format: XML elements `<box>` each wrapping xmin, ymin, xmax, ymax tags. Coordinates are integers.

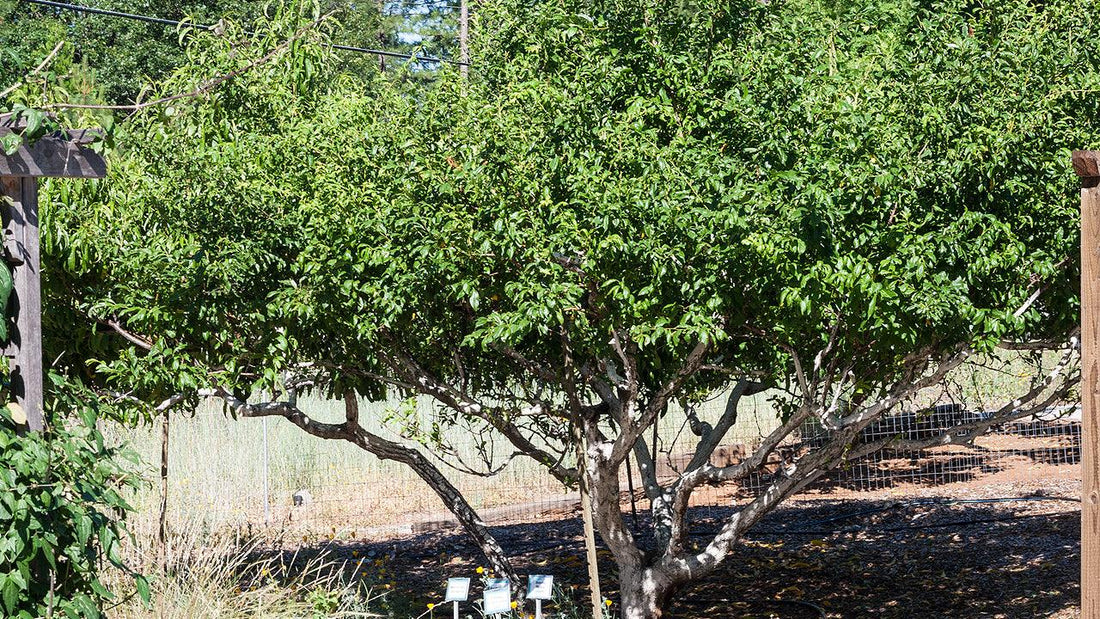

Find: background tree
<box><xmin>33</xmin><ymin>0</ymin><xmax>1100</xmax><ymax>617</ymax></box>
<box><xmin>0</xmin><ymin>0</ymin><xmax>460</xmax><ymax>105</ymax></box>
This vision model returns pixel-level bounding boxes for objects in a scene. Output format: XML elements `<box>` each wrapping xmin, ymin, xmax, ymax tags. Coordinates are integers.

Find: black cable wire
<box><xmin>19</xmin><ymin>0</ymin><xmax>468</xmax><ymax>66</ymax></box>
<box><xmin>390</xmin><ymin>0</ymin><xmax>464</xmax><ymax>10</ymax></box>
<box><xmin>23</xmin><ymin>0</ymin><xmax>189</xmax><ymax>28</ymax></box>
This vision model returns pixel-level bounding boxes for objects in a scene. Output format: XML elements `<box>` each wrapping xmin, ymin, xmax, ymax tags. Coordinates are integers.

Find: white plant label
<box><xmin>444</xmin><ymin>577</ymin><xmax>470</xmax><ymax>602</ymax></box>
<box><xmin>482</xmin><ymin>578</ymin><xmax>512</xmax><ymax>615</ymax></box>
<box><xmin>527</xmin><ymin>574</ymin><xmax>554</xmax><ymax>600</ymax></box>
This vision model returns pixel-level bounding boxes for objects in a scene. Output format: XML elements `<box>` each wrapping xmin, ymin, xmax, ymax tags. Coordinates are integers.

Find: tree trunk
<box><xmin>618</xmin><ymin>563</ymin><xmax>675</xmax><ymax>619</ymax></box>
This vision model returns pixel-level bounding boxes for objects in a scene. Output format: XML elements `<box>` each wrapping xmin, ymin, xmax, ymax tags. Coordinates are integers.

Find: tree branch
<box><xmin>99</xmin><ymin>318</ymin><xmax>154</xmax><ymax>351</ymax></box>
<box><xmin>831</xmin><ymin>344</ymin><xmax>972</xmax><ymax>429</ymax></box>
<box><xmin>681</xmin><ymin>380</ymin><xmax>767</xmax><ymax>475</ymax></box>
<box><xmin>0</xmin><ymin>41</ymin><xmax>65</xmax><ymax>100</ymax></box>
<box><xmin>611</xmin><ymin>339</ymin><xmax>709</xmax><ymax>466</ymax></box>
<box><xmin>44</xmin><ymin>15</ymin><xmax>330</xmax><ymax>112</ymax></box>
<box><xmin>846</xmin><ymin>341</ymin><xmax>1079</xmax><ymax>458</ymax></box>
<box><xmin>376</xmin><ymin>340</ymin><xmax>579</xmax><ymax>482</ymax></box>
<box><xmin>201</xmin><ymin>386</ymin><xmax>520</xmax><ymax>582</ymax></box>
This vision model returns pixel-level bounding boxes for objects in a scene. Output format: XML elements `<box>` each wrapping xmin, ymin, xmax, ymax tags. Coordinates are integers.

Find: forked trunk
<box><xmin>618</xmin><ymin>563</ymin><xmax>676</xmax><ymax>619</ymax></box>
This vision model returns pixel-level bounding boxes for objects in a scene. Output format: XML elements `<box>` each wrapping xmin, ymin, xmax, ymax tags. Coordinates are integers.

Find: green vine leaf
<box><xmin>0</xmin><ymin>133</ymin><xmax>20</xmax><ymax>156</ymax></box>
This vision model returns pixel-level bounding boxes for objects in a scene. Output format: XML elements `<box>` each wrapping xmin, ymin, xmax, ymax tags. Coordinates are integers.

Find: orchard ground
<box><xmin>111</xmin><ymin>393</ymin><xmax>1083</xmax><ymax>618</ymax></box>
<box><xmin>258</xmin><ymin>471</ymin><xmax>1081</xmax><ymax>618</ymax></box>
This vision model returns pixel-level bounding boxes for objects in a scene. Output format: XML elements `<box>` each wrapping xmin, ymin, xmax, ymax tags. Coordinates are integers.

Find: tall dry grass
<box><xmin>106</xmin><ymin>512</ymin><xmax>385</xmax><ymax>618</ymax></box>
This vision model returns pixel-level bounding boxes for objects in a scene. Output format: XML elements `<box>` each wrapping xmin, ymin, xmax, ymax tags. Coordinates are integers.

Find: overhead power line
<box><xmin>23</xmin><ymin>0</ymin><xmax>186</xmax><ymax>28</ymax></box>
<box><xmin>19</xmin><ymin>0</ymin><xmax>468</xmax><ymax>66</ymax></box>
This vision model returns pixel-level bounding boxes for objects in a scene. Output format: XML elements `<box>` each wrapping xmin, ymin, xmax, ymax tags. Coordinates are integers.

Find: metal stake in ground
<box><xmin>1074</xmin><ymin>149</ymin><xmax>1100</xmax><ymax>619</ymax></box>
<box><xmin>0</xmin><ymin>121</ymin><xmax>106</xmax><ymax>432</ymax></box>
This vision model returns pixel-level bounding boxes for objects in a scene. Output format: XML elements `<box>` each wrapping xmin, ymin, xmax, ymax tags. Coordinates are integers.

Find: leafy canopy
<box><xmin>0</xmin><ymin>0</ymin><xmax>460</xmax><ymax>106</ymax></box>
<box><xmin>41</xmin><ymin>0</ymin><xmax>1095</xmax><ymax>416</ymax></box>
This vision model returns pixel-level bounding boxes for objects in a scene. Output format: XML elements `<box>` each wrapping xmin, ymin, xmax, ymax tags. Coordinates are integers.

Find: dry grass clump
<box><xmin>106</xmin><ymin>515</ymin><xmax>383</xmax><ymax>618</ymax></box>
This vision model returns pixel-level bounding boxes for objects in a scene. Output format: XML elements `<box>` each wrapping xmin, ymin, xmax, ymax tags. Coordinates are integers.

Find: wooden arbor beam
<box><xmin>1074</xmin><ymin>149</ymin><xmax>1100</xmax><ymax>619</ymax></box>
<box><xmin>0</xmin><ymin>124</ymin><xmax>106</xmax><ymax>432</ymax></box>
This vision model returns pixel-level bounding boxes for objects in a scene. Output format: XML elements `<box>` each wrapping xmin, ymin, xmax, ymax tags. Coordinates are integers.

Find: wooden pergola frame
<box><xmin>0</xmin><ymin>120</ymin><xmax>106</xmax><ymax>432</ymax></box>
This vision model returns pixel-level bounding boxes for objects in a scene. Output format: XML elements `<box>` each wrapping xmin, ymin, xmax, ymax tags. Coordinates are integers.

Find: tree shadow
<box><xmin>672</xmin><ymin>501</ymin><xmax>1079</xmax><ymax>618</ymax></box>
<box><xmin>246</xmin><ymin>494</ymin><xmax>1080</xmax><ymax>618</ymax></box>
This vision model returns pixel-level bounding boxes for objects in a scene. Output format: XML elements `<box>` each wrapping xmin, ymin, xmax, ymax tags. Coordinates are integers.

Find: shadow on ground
<box><xmin>261</xmin><ymin>496</ymin><xmax>1080</xmax><ymax>618</ymax></box>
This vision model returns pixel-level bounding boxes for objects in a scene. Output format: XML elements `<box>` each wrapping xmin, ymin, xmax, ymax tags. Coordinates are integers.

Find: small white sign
<box><xmin>482</xmin><ymin>578</ymin><xmax>512</xmax><ymax>615</ymax></box>
<box><xmin>445</xmin><ymin>577</ymin><xmax>470</xmax><ymax>602</ymax></box>
<box><xmin>527</xmin><ymin>574</ymin><xmax>554</xmax><ymax>600</ymax></box>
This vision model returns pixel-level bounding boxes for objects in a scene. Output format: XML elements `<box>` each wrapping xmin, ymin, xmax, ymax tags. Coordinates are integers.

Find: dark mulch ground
<box><xmin>275</xmin><ymin>478</ymin><xmax>1082</xmax><ymax>618</ymax></box>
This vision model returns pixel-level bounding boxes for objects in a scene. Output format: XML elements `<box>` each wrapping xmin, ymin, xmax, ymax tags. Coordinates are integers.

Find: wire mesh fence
<box><xmin>740</xmin><ymin>410</ymin><xmax>1081</xmax><ymax>495</ymax></box>
<box><xmin>108</xmin><ymin>347</ymin><xmax>1081</xmax><ymax>540</ymax></box>
<box><xmin>109</xmin><ymin>394</ymin><xmax>1081</xmax><ymax>543</ymax></box>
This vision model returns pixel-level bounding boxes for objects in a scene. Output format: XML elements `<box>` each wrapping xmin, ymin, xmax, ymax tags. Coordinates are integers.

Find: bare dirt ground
<box><xmin>269</xmin><ymin>469</ymin><xmax>1081</xmax><ymax>618</ymax></box>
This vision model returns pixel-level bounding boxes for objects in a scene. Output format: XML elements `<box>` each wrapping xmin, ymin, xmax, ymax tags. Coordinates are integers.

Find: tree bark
<box><xmin>618</xmin><ymin>563</ymin><xmax>675</xmax><ymax>619</ymax></box>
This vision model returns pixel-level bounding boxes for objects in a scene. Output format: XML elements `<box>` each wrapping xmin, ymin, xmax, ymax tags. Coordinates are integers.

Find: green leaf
<box><xmin>134</xmin><ymin>574</ymin><xmax>151</xmax><ymax>605</ymax></box>
<box><xmin>0</xmin><ymin>134</ymin><xmax>21</xmax><ymax>157</ymax></box>
<box><xmin>1</xmin><ymin>575</ymin><xmax>17</xmax><ymax>615</ymax></box>
<box><xmin>22</xmin><ymin>110</ymin><xmax>43</xmax><ymax>141</ymax></box>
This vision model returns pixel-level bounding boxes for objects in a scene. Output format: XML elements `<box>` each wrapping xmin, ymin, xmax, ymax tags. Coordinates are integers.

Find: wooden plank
<box><xmin>0</xmin><ymin>176</ymin><xmax>42</xmax><ymax>431</ymax></box>
<box><xmin>1074</xmin><ymin>149</ymin><xmax>1100</xmax><ymax>619</ymax></box>
<box><xmin>0</xmin><ymin>177</ymin><xmax>18</xmax><ymax>362</ymax></box>
<box><xmin>0</xmin><ymin>129</ymin><xmax>106</xmax><ymax>179</ymax></box>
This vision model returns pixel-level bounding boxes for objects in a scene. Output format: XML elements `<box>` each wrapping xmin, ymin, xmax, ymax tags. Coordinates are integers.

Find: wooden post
<box><xmin>0</xmin><ymin>124</ymin><xmax>106</xmax><ymax>432</ymax></box>
<box><xmin>459</xmin><ymin>0</ymin><xmax>469</xmax><ymax>79</ymax></box>
<box><xmin>1074</xmin><ymin>149</ymin><xmax>1100</xmax><ymax>619</ymax></box>
<box><xmin>1</xmin><ymin>176</ymin><xmax>41</xmax><ymax>431</ymax></box>
<box><xmin>159</xmin><ymin>409</ymin><xmax>170</xmax><ymax>547</ymax></box>
<box><xmin>574</xmin><ymin>425</ymin><xmax>603</xmax><ymax>618</ymax></box>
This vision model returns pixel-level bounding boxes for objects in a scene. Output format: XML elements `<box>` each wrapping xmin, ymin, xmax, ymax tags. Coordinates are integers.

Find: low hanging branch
<box><xmin>186</xmin><ymin>387</ymin><xmax>520</xmax><ymax>585</ymax></box>
<box><xmin>42</xmin><ymin>14</ymin><xmax>332</xmax><ymax>113</ymax></box>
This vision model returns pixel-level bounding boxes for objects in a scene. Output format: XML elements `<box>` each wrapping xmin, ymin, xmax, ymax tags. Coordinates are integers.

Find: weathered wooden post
<box><xmin>0</xmin><ymin>119</ymin><xmax>106</xmax><ymax>431</ymax></box>
<box><xmin>573</xmin><ymin>424</ymin><xmax>603</xmax><ymax>619</ymax></box>
<box><xmin>1074</xmin><ymin>150</ymin><xmax>1100</xmax><ymax>619</ymax></box>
